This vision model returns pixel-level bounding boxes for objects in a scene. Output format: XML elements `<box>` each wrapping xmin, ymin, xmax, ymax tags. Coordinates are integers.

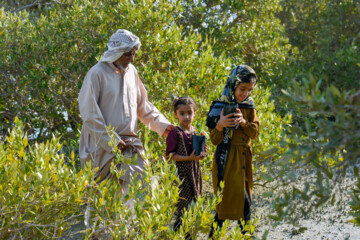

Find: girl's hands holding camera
<box><xmin>236</xmin><ymin>108</ymin><xmax>247</xmax><ymax>127</ymax></box>
<box><xmin>216</xmin><ymin>108</ymin><xmax>243</xmax><ymax>131</ymax></box>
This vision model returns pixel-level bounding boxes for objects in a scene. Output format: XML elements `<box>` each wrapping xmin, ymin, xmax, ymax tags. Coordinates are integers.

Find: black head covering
<box><xmin>219</xmin><ymin>65</ymin><xmax>257</xmax><ymax>102</ymax></box>
<box><xmin>206</xmin><ymin>65</ymin><xmax>257</xmax><ymax>129</ymax></box>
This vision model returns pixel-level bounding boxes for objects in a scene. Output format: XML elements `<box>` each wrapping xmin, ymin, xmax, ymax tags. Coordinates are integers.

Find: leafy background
<box><xmin>0</xmin><ymin>0</ymin><xmax>359</xmax><ymax>239</ymax></box>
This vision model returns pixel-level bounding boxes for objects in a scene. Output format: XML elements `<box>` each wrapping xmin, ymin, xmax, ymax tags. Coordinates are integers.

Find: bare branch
<box><xmin>10</xmin><ymin>0</ymin><xmax>62</xmax><ymax>13</ymax></box>
<box><xmin>11</xmin><ymin>0</ymin><xmax>39</xmax><ymax>13</ymax></box>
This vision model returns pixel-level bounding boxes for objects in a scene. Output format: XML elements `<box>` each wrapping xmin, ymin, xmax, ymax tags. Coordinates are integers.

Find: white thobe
<box><xmin>78</xmin><ymin>62</ymin><xmax>170</xmax><ymax>181</ymax></box>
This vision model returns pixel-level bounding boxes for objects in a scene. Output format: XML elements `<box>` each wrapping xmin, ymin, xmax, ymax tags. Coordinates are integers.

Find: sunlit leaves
<box><xmin>0</xmin><ymin>119</ymin><xmax>86</xmax><ymax>239</ymax></box>
<box><xmin>0</xmin><ymin>119</ymin><xmax>226</xmax><ymax>239</ymax></box>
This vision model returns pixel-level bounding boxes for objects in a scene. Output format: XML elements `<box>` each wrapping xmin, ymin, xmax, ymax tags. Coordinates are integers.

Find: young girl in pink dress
<box><xmin>166</xmin><ymin>96</ymin><xmax>206</xmax><ymax>238</ymax></box>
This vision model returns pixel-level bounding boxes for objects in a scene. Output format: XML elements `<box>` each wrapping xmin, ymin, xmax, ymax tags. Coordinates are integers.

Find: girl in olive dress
<box><xmin>206</xmin><ymin>65</ymin><xmax>259</xmax><ymax>236</ymax></box>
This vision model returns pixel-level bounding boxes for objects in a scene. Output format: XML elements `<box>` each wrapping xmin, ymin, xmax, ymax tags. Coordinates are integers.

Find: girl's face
<box><xmin>234</xmin><ymin>82</ymin><xmax>255</xmax><ymax>102</ymax></box>
<box><xmin>174</xmin><ymin>104</ymin><xmax>196</xmax><ymax>129</ymax></box>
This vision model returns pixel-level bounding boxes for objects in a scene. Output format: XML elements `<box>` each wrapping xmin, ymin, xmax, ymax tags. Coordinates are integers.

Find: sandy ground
<box><xmin>251</xmin><ymin>169</ymin><xmax>360</xmax><ymax>240</ymax></box>
<box><xmin>253</xmin><ymin>196</ymin><xmax>360</xmax><ymax>240</ymax></box>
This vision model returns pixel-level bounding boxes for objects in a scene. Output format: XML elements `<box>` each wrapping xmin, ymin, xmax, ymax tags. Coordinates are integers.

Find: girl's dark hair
<box><xmin>172</xmin><ymin>96</ymin><xmax>197</xmax><ymax>112</ymax></box>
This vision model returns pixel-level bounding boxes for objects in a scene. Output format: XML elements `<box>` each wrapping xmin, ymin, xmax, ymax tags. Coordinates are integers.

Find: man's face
<box><xmin>116</xmin><ymin>47</ymin><xmax>138</xmax><ymax>68</ymax></box>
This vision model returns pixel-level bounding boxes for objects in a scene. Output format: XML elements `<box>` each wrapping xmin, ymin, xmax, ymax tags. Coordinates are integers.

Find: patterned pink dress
<box><xmin>166</xmin><ymin>127</ymin><xmax>202</xmax><ymax>214</ymax></box>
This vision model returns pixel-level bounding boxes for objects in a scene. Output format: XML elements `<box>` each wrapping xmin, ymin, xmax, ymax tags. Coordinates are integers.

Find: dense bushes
<box><xmin>1</xmin><ymin>0</ymin><xmax>360</xmax><ymax>238</ymax></box>
<box><xmin>0</xmin><ymin>118</ymin><xmax>86</xmax><ymax>238</ymax></box>
<box><xmin>0</xmin><ymin>0</ymin><xmax>293</xmax><ymax>140</ymax></box>
<box><xmin>1</xmin><ymin>119</ymin><xmax>259</xmax><ymax>239</ymax></box>
<box><xmin>177</xmin><ymin>0</ymin><xmax>293</xmax><ymax>85</ymax></box>
<box><xmin>0</xmin><ymin>91</ymin><xmax>289</xmax><ymax>239</ymax></box>
<box><xmin>278</xmin><ymin>0</ymin><xmax>360</xmax><ymax>91</ymax></box>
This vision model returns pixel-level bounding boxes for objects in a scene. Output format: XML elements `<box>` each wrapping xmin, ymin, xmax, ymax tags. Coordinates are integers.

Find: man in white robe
<box><xmin>78</xmin><ymin>29</ymin><xmax>173</xmax><ymax>192</ymax></box>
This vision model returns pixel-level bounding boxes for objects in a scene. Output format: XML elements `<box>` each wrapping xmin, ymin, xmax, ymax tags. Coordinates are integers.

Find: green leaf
<box><xmin>262</xmin><ymin>191</ymin><xmax>273</xmax><ymax>197</ymax></box>
<box><xmin>316</xmin><ymin>195</ymin><xmax>330</xmax><ymax>207</ymax></box>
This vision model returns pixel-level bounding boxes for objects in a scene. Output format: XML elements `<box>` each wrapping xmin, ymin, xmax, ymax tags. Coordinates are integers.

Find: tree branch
<box><xmin>11</xmin><ymin>0</ymin><xmax>39</xmax><ymax>13</ymax></box>
<box><xmin>10</xmin><ymin>0</ymin><xmax>61</xmax><ymax>13</ymax></box>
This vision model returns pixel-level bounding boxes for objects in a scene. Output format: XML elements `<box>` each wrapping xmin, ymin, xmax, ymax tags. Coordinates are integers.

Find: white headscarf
<box><xmin>99</xmin><ymin>29</ymin><xmax>141</xmax><ymax>63</ymax></box>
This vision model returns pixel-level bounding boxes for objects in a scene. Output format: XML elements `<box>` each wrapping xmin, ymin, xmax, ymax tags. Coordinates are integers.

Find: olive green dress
<box><xmin>210</xmin><ymin>108</ymin><xmax>259</xmax><ymax>220</ymax></box>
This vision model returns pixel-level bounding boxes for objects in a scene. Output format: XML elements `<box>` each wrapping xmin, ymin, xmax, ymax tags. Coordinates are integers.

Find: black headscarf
<box><xmin>206</xmin><ymin>65</ymin><xmax>257</xmax><ymax>186</ymax></box>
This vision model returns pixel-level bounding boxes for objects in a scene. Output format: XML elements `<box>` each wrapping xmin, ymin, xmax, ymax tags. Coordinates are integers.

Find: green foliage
<box><xmin>278</xmin><ymin>0</ymin><xmax>360</xmax><ymax>90</ymax></box>
<box><xmin>0</xmin><ymin>119</ymin><xmax>262</xmax><ymax>239</ymax></box>
<box><xmin>0</xmin><ymin>117</ymin><xmax>87</xmax><ymax>238</ymax></box>
<box><xmin>178</xmin><ymin>0</ymin><xmax>294</xmax><ymax>85</ymax></box>
<box><xmin>265</xmin><ymin>1</ymin><xmax>360</xmax><ymax>224</ymax></box>
<box><xmin>2</xmin><ymin>0</ymin><xmax>359</xmax><ymax>237</ymax></box>
<box><xmin>252</xmin><ymin>86</ymin><xmax>292</xmax><ymax>155</ymax></box>
<box><xmin>0</xmin><ymin>0</ymin><xmax>229</xmax><ymax>141</ymax></box>
<box><xmin>0</xmin><ymin>0</ymin><xmax>295</xmax><ymax>143</ymax></box>
<box><xmin>281</xmin><ymin>78</ymin><xmax>359</xmax><ymax>165</ymax></box>
<box><xmin>0</xmin><ymin>0</ymin><xmax>55</xmax><ymax>13</ymax></box>
<box><xmin>0</xmin><ymin>1</ymin><xmax>106</xmax><ymax>139</ymax></box>
<box><xmin>262</xmin><ymin>77</ymin><xmax>360</xmax><ymax>225</ymax></box>
<box><xmin>1</xmin><ymin>119</ymin><xmax>259</xmax><ymax>239</ymax></box>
